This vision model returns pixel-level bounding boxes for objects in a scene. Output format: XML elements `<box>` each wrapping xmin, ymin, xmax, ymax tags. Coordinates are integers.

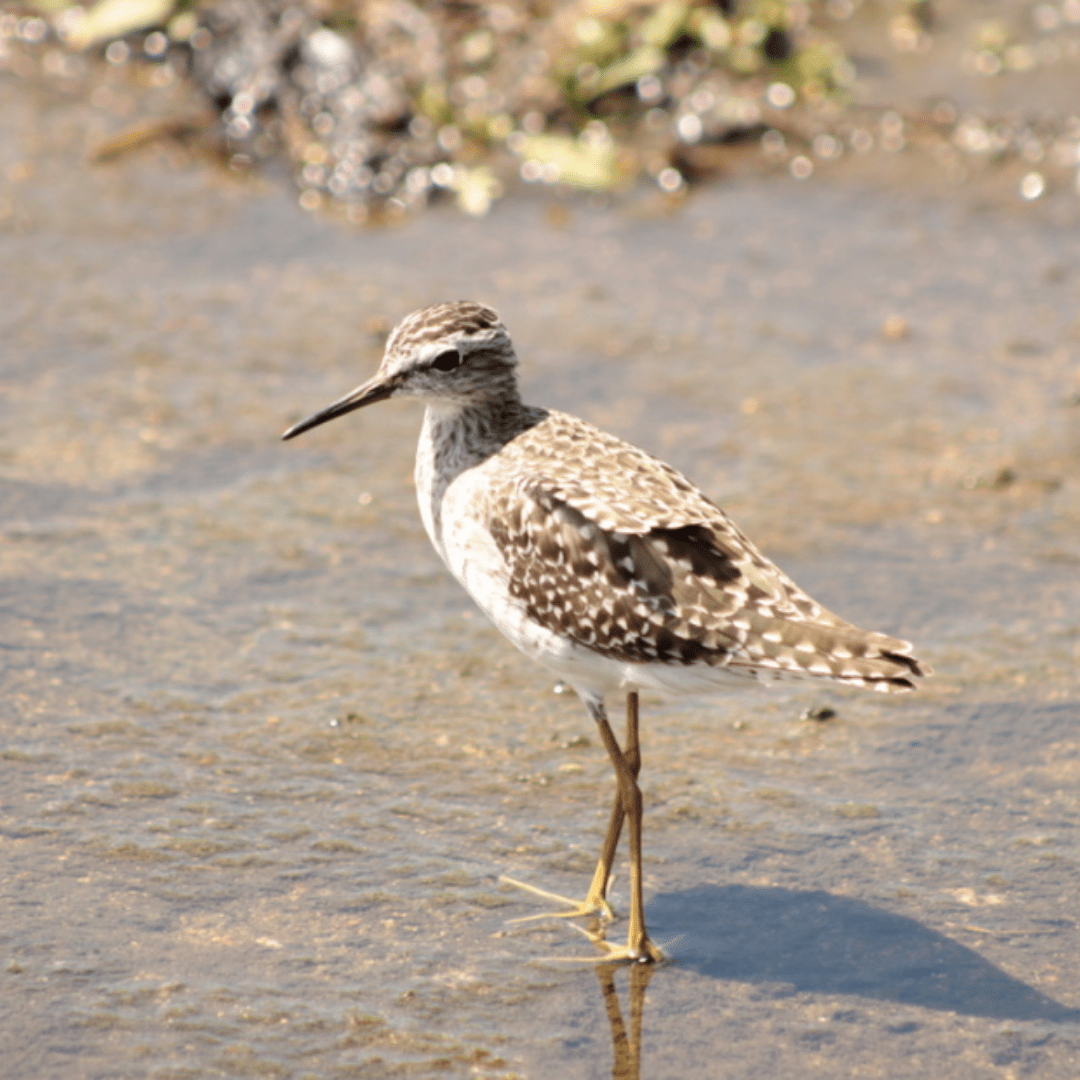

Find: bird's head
<box><xmin>282</xmin><ymin>301</ymin><xmax>518</xmax><ymax>440</ymax></box>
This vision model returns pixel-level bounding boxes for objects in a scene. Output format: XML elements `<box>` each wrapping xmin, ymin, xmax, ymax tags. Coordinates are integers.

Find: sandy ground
<box><xmin>2</xmin><ymin>60</ymin><xmax>1080</xmax><ymax>1079</ymax></box>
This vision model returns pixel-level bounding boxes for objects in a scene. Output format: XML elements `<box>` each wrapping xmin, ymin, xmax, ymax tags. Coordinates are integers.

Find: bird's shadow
<box><xmin>646</xmin><ymin>884</ymin><xmax>1080</xmax><ymax>1023</ymax></box>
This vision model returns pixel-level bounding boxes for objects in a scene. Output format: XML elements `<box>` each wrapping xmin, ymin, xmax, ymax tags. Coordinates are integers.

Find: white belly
<box><xmin>415</xmin><ymin>447</ymin><xmax>616</xmax><ymax>695</ymax></box>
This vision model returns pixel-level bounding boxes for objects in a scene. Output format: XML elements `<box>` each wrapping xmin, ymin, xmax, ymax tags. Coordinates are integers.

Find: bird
<box><xmin>282</xmin><ymin>300</ymin><xmax>931</xmax><ymax>964</ymax></box>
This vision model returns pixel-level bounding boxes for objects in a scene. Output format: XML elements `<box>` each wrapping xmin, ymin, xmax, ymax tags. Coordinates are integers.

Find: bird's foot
<box><xmin>499</xmin><ymin>874</ymin><xmax>617</xmax><ymax>923</ymax></box>
<box><xmin>557</xmin><ymin>921</ymin><xmax>666</xmax><ymax>965</ymax></box>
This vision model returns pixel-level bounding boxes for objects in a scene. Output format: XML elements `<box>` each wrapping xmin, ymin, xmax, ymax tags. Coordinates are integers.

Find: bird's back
<box><xmin>469</xmin><ymin>409</ymin><xmax>929</xmax><ymax>694</ymax></box>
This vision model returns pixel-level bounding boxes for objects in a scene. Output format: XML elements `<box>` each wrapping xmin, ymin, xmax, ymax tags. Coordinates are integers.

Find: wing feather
<box><xmin>485</xmin><ymin>412</ymin><xmax>929</xmax><ymax>689</ymax></box>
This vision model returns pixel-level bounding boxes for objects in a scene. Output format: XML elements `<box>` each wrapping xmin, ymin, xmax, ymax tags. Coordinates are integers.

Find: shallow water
<box><xmin>2</xmin><ymin>74</ymin><xmax>1080</xmax><ymax>1078</ymax></box>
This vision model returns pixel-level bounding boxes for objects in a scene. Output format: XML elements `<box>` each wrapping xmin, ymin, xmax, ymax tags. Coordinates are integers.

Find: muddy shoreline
<box><xmin>2</xmin><ymin>50</ymin><xmax>1080</xmax><ymax>1079</ymax></box>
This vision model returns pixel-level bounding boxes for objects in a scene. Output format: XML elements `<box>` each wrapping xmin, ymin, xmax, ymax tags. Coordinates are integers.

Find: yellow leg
<box><xmin>502</xmin><ymin>693</ymin><xmax>640</xmax><ymax>924</ymax></box>
<box><xmin>578</xmin><ymin>691</ymin><xmax>642</xmax><ymax>914</ymax></box>
<box><xmin>585</xmin><ymin>693</ymin><xmax>663</xmax><ymax>964</ymax></box>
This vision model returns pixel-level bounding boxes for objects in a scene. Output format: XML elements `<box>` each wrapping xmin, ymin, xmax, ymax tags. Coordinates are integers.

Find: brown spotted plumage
<box><xmin>486</xmin><ymin>411</ymin><xmax>924</xmax><ymax>690</ymax></box>
<box><xmin>283</xmin><ymin>300</ymin><xmax>931</xmax><ymax>964</ymax></box>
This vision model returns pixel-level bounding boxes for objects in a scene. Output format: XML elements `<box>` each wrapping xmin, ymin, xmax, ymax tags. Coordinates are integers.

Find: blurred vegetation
<box><xmin>3</xmin><ymin>0</ymin><xmax>1080</xmax><ymax>217</ymax></box>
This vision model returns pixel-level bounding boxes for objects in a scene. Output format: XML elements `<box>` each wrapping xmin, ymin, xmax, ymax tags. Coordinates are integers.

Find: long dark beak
<box><xmin>282</xmin><ymin>373</ymin><xmax>397</xmax><ymax>440</ymax></box>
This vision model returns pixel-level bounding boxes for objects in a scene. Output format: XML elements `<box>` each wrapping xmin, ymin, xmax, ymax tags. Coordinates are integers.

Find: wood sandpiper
<box><xmin>282</xmin><ymin>300</ymin><xmax>930</xmax><ymax>964</ymax></box>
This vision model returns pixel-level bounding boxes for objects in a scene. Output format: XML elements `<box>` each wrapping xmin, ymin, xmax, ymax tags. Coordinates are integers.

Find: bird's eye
<box><xmin>431</xmin><ymin>349</ymin><xmax>463</xmax><ymax>372</ymax></box>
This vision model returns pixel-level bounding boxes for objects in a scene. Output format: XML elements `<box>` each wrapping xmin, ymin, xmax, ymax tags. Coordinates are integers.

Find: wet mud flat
<box><xmin>2</xmin><ymin>75</ymin><xmax>1080</xmax><ymax>1078</ymax></box>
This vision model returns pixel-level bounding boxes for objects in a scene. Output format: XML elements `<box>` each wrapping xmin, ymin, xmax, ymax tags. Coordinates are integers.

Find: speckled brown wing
<box><xmin>486</xmin><ymin>415</ymin><xmax>929</xmax><ymax>691</ymax></box>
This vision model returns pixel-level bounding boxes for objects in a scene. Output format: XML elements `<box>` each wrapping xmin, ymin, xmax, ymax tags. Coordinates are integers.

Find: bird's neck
<box><xmin>415</xmin><ymin>396</ymin><xmax>546</xmax><ymax>558</ymax></box>
<box><xmin>422</xmin><ymin>395</ymin><xmax>544</xmax><ymax>471</ymax></box>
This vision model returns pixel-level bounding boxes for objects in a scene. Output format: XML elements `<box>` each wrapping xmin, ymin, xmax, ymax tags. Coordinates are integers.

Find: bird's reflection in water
<box><xmin>595</xmin><ymin>961</ymin><xmax>654</xmax><ymax>1080</ymax></box>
